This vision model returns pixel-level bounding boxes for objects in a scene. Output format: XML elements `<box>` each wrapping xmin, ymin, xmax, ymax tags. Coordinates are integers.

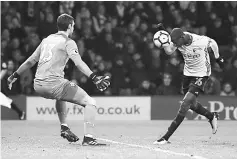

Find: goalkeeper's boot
<box><xmin>153</xmin><ymin>138</ymin><xmax>170</xmax><ymax>145</ymax></box>
<box><xmin>209</xmin><ymin>112</ymin><xmax>219</xmax><ymax>134</ymax></box>
<box><xmin>82</xmin><ymin>136</ymin><xmax>107</xmax><ymax>146</ymax></box>
<box><xmin>61</xmin><ymin>125</ymin><xmax>79</xmax><ymax>142</ymax></box>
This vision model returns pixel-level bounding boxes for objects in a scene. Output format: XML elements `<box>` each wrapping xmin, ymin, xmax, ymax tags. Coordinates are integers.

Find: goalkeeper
<box><xmin>7</xmin><ymin>14</ymin><xmax>110</xmax><ymax>146</ymax></box>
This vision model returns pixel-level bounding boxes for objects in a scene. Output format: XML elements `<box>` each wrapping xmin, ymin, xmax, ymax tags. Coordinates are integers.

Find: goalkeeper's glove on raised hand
<box><xmin>89</xmin><ymin>73</ymin><xmax>110</xmax><ymax>92</ymax></box>
<box><xmin>7</xmin><ymin>72</ymin><xmax>20</xmax><ymax>90</ymax></box>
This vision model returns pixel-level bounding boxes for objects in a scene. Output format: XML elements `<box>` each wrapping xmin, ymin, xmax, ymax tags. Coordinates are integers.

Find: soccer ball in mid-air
<box><xmin>153</xmin><ymin>30</ymin><xmax>171</xmax><ymax>48</ymax></box>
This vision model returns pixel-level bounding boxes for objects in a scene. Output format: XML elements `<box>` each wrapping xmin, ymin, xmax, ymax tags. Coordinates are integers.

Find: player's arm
<box><xmin>208</xmin><ymin>38</ymin><xmax>225</xmax><ymax>69</ymax></box>
<box><xmin>208</xmin><ymin>39</ymin><xmax>220</xmax><ymax>59</ymax></box>
<box><xmin>68</xmin><ymin>50</ymin><xmax>93</xmax><ymax>77</ymax></box>
<box><xmin>7</xmin><ymin>43</ymin><xmax>41</xmax><ymax>89</ymax></box>
<box><xmin>163</xmin><ymin>42</ymin><xmax>177</xmax><ymax>55</ymax></box>
<box><xmin>66</xmin><ymin>40</ymin><xmax>110</xmax><ymax>91</ymax></box>
<box><xmin>16</xmin><ymin>43</ymin><xmax>41</xmax><ymax>75</ymax></box>
<box><xmin>155</xmin><ymin>23</ymin><xmax>177</xmax><ymax>55</ymax></box>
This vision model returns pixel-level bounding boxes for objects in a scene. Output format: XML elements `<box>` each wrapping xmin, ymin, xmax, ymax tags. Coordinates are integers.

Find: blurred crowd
<box><xmin>1</xmin><ymin>1</ymin><xmax>237</xmax><ymax>96</ymax></box>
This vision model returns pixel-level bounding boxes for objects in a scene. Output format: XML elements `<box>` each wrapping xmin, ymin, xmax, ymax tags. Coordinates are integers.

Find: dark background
<box><xmin>1</xmin><ymin>1</ymin><xmax>237</xmax><ymax>97</ymax></box>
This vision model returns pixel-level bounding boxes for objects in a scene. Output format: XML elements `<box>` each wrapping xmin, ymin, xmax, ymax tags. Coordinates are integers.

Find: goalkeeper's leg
<box><xmin>56</xmin><ymin>100</ymin><xmax>79</xmax><ymax>142</ymax></box>
<box><xmin>79</xmin><ymin>96</ymin><xmax>106</xmax><ymax>146</ymax></box>
<box><xmin>61</xmin><ymin>82</ymin><xmax>107</xmax><ymax>146</ymax></box>
<box><xmin>34</xmin><ymin>79</ymin><xmax>78</xmax><ymax>143</ymax></box>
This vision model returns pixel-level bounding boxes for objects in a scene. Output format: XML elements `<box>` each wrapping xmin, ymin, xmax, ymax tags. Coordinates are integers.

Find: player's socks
<box><xmin>162</xmin><ymin>114</ymin><xmax>185</xmax><ymax>141</ymax></box>
<box><xmin>154</xmin><ymin>114</ymin><xmax>185</xmax><ymax>145</ymax></box>
<box><xmin>19</xmin><ymin>111</ymin><xmax>25</xmax><ymax>120</ymax></box>
<box><xmin>85</xmin><ymin>134</ymin><xmax>93</xmax><ymax>138</ymax></box>
<box><xmin>61</xmin><ymin>123</ymin><xmax>68</xmax><ymax>127</ymax></box>
<box><xmin>190</xmin><ymin>102</ymin><xmax>214</xmax><ymax>120</ymax></box>
<box><xmin>10</xmin><ymin>102</ymin><xmax>23</xmax><ymax>117</ymax></box>
<box><xmin>84</xmin><ymin>104</ymin><xmax>96</xmax><ymax>138</ymax></box>
<box><xmin>208</xmin><ymin>112</ymin><xmax>219</xmax><ymax>134</ymax></box>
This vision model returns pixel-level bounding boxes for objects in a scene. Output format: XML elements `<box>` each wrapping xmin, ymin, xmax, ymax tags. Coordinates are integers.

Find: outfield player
<box><xmin>153</xmin><ymin>24</ymin><xmax>224</xmax><ymax>144</ymax></box>
<box><xmin>1</xmin><ymin>60</ymin><xmax>25</xmax><ymax>120</ymax></box>
<box><xmin>7</xmin><ymin>14</ymin><xmax>110</xmax><ymax>146</ymax></box>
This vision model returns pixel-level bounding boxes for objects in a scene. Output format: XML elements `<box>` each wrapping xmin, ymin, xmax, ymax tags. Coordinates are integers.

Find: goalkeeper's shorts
<box><xmin>34</xmin><ymin>78</ymin><xmax>79</xmax><ymax>101</ymax></box>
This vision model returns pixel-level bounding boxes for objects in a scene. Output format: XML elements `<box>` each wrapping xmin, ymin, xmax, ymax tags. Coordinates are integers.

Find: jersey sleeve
<box><xmin>65</xmin><ymin>39</ymin><xmax>82</xmax><ymax>66</ymax></box>
<box><xmin>27</xmin><ymin>42</ymin><xmax>42</xmax><ymax>63</ymax></box>
<box><xmin>65</xmin><ymin>40</ymin><xmax>80</xmax><ymax>57</ymax></box>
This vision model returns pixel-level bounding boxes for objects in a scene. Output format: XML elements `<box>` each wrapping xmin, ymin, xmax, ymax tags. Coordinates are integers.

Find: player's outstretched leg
<box><xmin>154</xmin><ymin>92</ymin><xmax>195</xmax><ymax>145</ymax></box>
<box><xmin>11</xmin><ymin>102</ymin><xmax>25</xmax><ymax>120</ymax></box>
<box><xmin>56</xmin><ymin>100</ymin><xmax>79</xmax><ymax>142</ymax></box>
<box><xmin>81</xmin><ymin>97</ymin><xmax>106</xmax><ymax>146</ymax></box>
<box><xmin>190</xmin><ymin>102</ymin><xmax>219</xmax><ymax>134</ymax></box>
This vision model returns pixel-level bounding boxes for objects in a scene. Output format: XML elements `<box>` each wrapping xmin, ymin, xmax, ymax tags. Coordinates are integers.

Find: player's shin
<box><xmin>190</xmin><ymin>102</ymin><xmax>218</xmax><ymax>134</ymax></box>
<box><xmin>84</xmin><ymin>104</ymin><xmax>97</xmax><ymax>138</ymax></box>
<box><xmin>162</xmin><ymin>102</ymin><xmax>190</xmax><ymax>141</ymax></box>
<box><xmin>56</xmin><ymin>100</ymin><xmax>67</xmax><ymax>125</ymax></box>
<box><xmin>161</xmin><ymin>93</ymin><xmax>195</xmax><ymax>141</ymax></box>
<box><xmin>11</xmin><ymin>102</ymin><xmax>22</xmax><ymax>115</ymax></box>
<box><xmin>190</xmin><ymin>102</ymin><xmax>214</xmax><ymax>120</ymax></box>
<box><xmin>57</xmin><ymin>100</ymin><xmax>79</xmax><ymax>142</ymax></box>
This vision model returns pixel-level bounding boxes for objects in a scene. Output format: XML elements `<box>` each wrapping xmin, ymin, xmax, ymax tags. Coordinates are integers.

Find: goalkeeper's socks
<box><xmin>11</xmin><ymin>102</ymin><xmax>22</xmax><ymax>115</ymax></box>
<box><xmin>61</xmin><ymin>123</ymin><xmax>68</xmax><ymax>127</ymax></box>
<box><xmin>191</xmin><ymin>102</ymin><xmax>214</xmax><ymax>120</ymax></box>
<box><xmin>162</xmin><ymin>114</ymin><xmax>185</xmax><ymax>141</ymax></box>
<box><xmin>61</xmin><ymin>124</ymin><xmax>69</xmax><ymax>131</ymax></box>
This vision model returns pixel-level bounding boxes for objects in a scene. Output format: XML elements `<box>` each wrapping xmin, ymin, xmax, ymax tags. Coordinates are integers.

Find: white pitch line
<box><xmin>97</xmin><ymin>138</ymin><xmax>208</xmax><ymax>159</ymax></box>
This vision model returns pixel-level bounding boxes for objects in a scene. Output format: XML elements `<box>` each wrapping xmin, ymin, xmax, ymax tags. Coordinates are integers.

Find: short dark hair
<box><xmin>170</xmin><ymin>28</ymin><xmax>184</xmax><ymax>42</ymax></box>
<box><xmin>57</xmin><ymin>13</ymin><xmax>74</xmax><ymax>31</ymax></box>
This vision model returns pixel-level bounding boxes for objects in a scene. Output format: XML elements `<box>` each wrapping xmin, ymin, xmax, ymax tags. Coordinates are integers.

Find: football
<box><xmin>153</xmin><ymin>30</ymin><xmax>171</xmax><ymax>48</ymax></box>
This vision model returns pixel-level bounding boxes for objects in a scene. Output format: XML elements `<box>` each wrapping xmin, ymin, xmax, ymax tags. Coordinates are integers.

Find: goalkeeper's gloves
<box><xmin>216</xmin><ymin>57</ymin><xmax>225</xmax><ymax>69</ymax></box>
<box><xmin>89</xmin><ymin>73</ymin><xmax>110</xmax><ymax>92</ymax></box>
<box><xmin>7</xmin><ymin>71</ymin><xmax>20</xmax><ymax>90</ymax></box>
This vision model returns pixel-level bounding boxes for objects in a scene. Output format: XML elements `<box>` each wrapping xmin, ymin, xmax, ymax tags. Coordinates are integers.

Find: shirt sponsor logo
<box><xmin>183</xmin><ymin>53</ymin><xmax>201</xmax><ymax>59</ymax></box>
<box><xmin>193</xmin><ymin>48</ymin><xmax>202</xmax><ymax>53</ymax></box>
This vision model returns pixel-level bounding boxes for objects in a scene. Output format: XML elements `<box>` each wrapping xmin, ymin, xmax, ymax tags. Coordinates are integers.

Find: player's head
<box><xmin>170</xmin><ymin>28</ymin><xmax>191</xmax><ymax>47</ymax></box>
<box><xmin>57</xmin><ymin>13</ymin><xmax>75</xmax><ymax>36</ymax></box>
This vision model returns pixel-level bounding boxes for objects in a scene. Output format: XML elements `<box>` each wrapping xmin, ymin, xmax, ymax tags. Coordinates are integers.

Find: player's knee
<box><xmin>178</xmin><ymin>101</ymin><xmax>189</xmax><ymax>116</ymax></box>
<box><xmin>83</xmin><ymin>96</ymin><xmax>97</xmax><ymax>122</ymax></box>
<box><xmin>82</xmin><ymin>95</ymin><xmax>96</xmax><ymax>106</ymax></box>
<box><xmin>183</xmin><ymin>92</ymin><xmax>196</xmax><ymax>104</ymax></box>
<box><xmin>190</xmin><ymin>102</ymin><xmax>199</xmax><ymax>111</ymax></box>
<box><xmin>178</xmin><ymin>97</ymin><xmax>194</xmax><ymax>116</ymax></box>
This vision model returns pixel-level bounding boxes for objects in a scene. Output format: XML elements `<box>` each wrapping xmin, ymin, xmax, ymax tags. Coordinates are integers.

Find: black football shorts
<box><xmin>182</xmin><ymin>75</ymin><xmax>209</xmax><ymax>96</ymax></box>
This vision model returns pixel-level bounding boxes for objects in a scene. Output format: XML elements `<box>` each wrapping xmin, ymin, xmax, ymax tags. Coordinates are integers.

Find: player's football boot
<box><xmin>60</xmin><ymin>125</ymin><xmax>79</xmax><ymax>142</ymax></box>
<box><xmin>153</xmin><ymin>138</ymin><xmax>170</xmax><ymax>145</ymax></box>
<box><xmin>82</xmin><ymin>136</ymin><xmax>107</xmax><ymax>146</ymax></box>
<box><xmin>209</xmin><ymin>112</ymin><xmax>219</xmax><ymax>134</ymax></box>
